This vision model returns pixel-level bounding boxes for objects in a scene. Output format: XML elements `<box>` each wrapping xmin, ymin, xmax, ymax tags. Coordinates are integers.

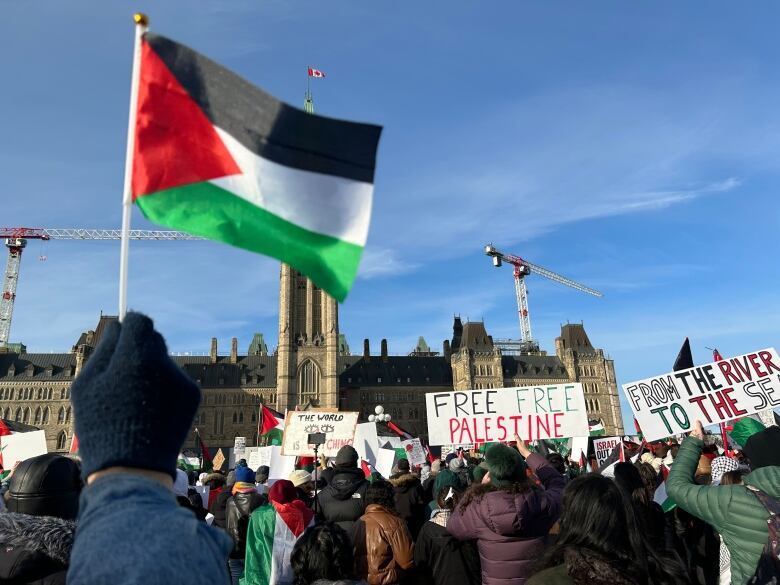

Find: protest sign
<box><xmin>592</xmin><ymin>436</ymin><xmax>621</xmax><ymax>467</ymax></box>
<box><xmin>623</xmin><ymin>347</ymin><xmax>780</xmax><ymax>441</ymax></box>
<box><xmin>268</xmin><ymin>446</ymin><xmax>296</xmax><ymax>480</ymax></box>
<box><xmin>401</xmin><ymin>438</ymin><xmax>426</xmax><ymax>467</ymax></box>
<box><xmin>248</xmin><ymin>446</ymin><xmax>272</xmax><ymax>471</ymax></box>
<box><xmin>353</xmin><ymin>422</ymin><xmax>380</xmax><ymax>466</ymax></box>
<box><xmin>375</xmin><ymin>447</ymin><xmax>396</xmax><ymax>479</ymax></box>
<box><xmin>234</xmin><ymin>437</ymin><xmax>246</xmax><ymax>459</ymax></box>
<box><xmin>570</xmin><ymin>436</ymin><xmax>589</xmax><ymax>464</ymax></box>
<box><xmin>281</xmin><ymin>409</ymin><xmax>359</xmax><ymax>457</ymax></box>
<box><xmin>425</xmin><ymin>384</ymin><xmax>589</xmax><ymax>446</ymax></box>
<box><xmin>212</xmin><ymin>448</ymin><xmax>226</xmax><ymax>471</ymax></box>
<box><xmin>1</xmin><ymin>430</ymin><xmax>47</xmax><ymax>469</ymax></box>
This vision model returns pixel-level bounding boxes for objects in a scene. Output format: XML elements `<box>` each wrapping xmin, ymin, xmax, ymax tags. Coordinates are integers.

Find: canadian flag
<box><xmin>308</xmin><ymin>67</ymin><xmax>326</xmax><ymax>78</ymax></box>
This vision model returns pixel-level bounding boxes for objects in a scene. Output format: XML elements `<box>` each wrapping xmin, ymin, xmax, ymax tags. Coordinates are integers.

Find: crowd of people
<box><xmin>0</xmin><ymin>312</ymin><xmax>777</xmax><ymax>585</ymax></box>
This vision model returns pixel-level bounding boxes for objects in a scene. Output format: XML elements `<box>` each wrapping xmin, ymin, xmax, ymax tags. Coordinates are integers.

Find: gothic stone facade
<box><xmin>0</xmin><ymin>267</ymin><xmax>623</xmax><ymax>453</ymax></box>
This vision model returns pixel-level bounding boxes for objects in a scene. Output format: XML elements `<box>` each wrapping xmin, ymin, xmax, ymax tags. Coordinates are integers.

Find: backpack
<box><xmin>747</xmin><ymin>485</ymin><xmax>780</xmax><ymax>584</ymax></box>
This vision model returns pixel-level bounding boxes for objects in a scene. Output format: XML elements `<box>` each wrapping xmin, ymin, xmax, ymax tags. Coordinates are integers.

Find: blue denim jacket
<box><xmin>68</xmin><ymin>474</ymin><xmax>232</xmax><ymax>584</ymax></box>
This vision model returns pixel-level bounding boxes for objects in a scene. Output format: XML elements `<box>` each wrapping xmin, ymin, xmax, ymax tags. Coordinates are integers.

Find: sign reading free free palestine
<box><xmin>425</xmin><ymin>384</ymin><xmax>588</xmax><ymax>446</ymax></box>
<box><xmin>623</xmin><ymin>347</ymin><xmax>780</xmax><ymax>442</ymax></box>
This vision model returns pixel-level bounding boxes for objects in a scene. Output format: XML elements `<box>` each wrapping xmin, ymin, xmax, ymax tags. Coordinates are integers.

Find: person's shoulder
<box><xmin>527</xmin><ymin>564</ymin><xmax>570</xmax><ymax>585</ymax></box>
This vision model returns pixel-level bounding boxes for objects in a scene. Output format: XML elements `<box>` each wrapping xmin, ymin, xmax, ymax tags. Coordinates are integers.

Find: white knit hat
<box><xmin>288</xmin><ymin>470</ymin><xmax>313</xmax><ymax>487</ymax></box>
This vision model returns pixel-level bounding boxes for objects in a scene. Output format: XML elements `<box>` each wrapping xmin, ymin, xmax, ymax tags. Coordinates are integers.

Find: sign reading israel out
<box><xmin>623</xmin><ymin>348</ymin><xmax>780</xmax><ymax>441</ymax></box>
<box><xmin>425</xmin><ymin>384</ymin><xmax>589</xmax><ymax>446</ymax></box>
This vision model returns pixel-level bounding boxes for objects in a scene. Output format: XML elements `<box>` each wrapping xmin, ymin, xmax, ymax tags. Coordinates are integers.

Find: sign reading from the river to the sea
<box><xmin>623</xmin><ymin>348</ymin><xmax>780</xmax><ymax>441</ymax></box>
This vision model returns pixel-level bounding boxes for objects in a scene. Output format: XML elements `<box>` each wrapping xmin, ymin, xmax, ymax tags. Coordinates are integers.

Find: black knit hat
<box><xmin>70</xmin><ymin>312</ymin><xmax>201</xmax><ymax>480</ymax></box>
<box><xmin>334</xmin><ymin>445</ymin><xmax>359</xmax><ymax>467</ymax></box>
<box><xmin>485</xmin><ymin>444</ymin><xmax>526</xmax><ymax>487</ymax></box>
<box><xmin>743</xmin><ymin>426</ymin><xmax>780</xmax><ymax>469</ymax></box>
<box><xmin>7</xmin><ymin>454</ymin><xmax>83</xmax><ymax>520</ymax></box>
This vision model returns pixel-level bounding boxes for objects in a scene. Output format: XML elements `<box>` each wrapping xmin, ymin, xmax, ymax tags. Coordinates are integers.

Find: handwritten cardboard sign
<box><xmin>592</xmin><ymin>436</ymin><xmax>621</xmax><ymax>467</ymax></box>
<box><xmin>281</xmin><ymin>409</ymin><xmax>359</xmax><ymax>457</ymax></box>
<box><xmin>212</xmin><ymin>448</ymin><xmax>225</xmax><ymax>471</ymax></box>
<box><xmin>623</xmin><ymin>347</ymin><xmax>780</xmax><ymax>441</ymax></box>
<box><xmin>425</xmin><ymin>384</ymin><xmax>589</xmax><ymax>446</ymax></box>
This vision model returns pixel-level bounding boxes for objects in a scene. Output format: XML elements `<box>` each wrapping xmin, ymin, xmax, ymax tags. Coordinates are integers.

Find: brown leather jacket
<box><xmin>353</xmin><ymin>504</ymin><xmax>414</xmax><ymax>585</ymax></box>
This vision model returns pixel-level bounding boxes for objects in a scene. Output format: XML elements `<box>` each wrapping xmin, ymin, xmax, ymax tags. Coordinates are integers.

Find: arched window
<box><xmin>65</xmin><ymin>407</ymin><xmax>71</xmax><ymax>423</ymax></box>
<box><xmin>232</xmin><ymin>412</ymin><xmax>238</xmax><ymax>424</ymax></box>
<box><xmin>200</xmin><ymin>412</ymin><xmax>207</xmax><ymax>425</ymax></box>
<box><xmin>239</xmin><ymin>411</ymin><xmax>244</xmax><ymax>424</ymax></box>
<box><xmin>14</xmin><ymin>407</ymin><xmax>22</xmax><ymax>422</ymax></box>
<box><xmin>47</xmin><ymin>388</ymin><xmax>53</xmax><ymax>400</ymax></box>
<box><xmin>34</xmin><ymin>406</ymin><xmax>42</xmax><ymax>425</ymax></box>
<box><xmin>42</xmin><ymin>407</ymin><xmax>50</xmax><ymax>425</ymax></box>
<box><xmin>58</xmin><ymin>407</ymin><xmax>65</xmax><ymax>424</ymax></box>
<box><xmin>22</xmin><ymin>408</ymin><xmax>30</xmax><ymax>424</ymax></box>
<box><xmin>251</xmin><ymin>410</ymin><xmax>257</xmax><ymax>423</ymax></box>
<box><xmin>297</xmin><ymin>360</ymin><xmax>321</xmax><ymax>404</ymax></box>
<box><xmin>60</xmin><ymin>389</ymin><xmax>66</xmax><ymax>400</ymax></box>
<box><xmin>56</xmin><ymin>431</ymin><xmax>67</xmax><ymax>451</ymax></box>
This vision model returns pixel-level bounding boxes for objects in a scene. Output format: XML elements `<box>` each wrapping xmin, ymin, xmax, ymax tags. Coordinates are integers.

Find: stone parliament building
<box><xmin>0</xmin><ymin>265</ymin><xmax>624</xmax><ymax>453</ymax></box>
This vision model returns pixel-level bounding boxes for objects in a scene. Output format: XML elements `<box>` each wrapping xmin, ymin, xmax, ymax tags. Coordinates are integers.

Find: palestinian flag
<box><xmin>588</xmin><ymin>420</ymin><xmax>605</xmax><ymax>437</ymax></box>
<box><xmin>653</xmin><ymin>464</ymin><xmax>676</xmax><ymax>513</ymax></box>
<box><xmin>132</xmin><ymin>33</ymin><xmax>382</xmax><ymax>301</ymax></box>
<box><xmin>260</xmin><ymin>405</ymin><xmax>284</xmax><ymax>436</ymax></box>
<box><xmin>241</xmin><ymin>501</ymin><xmax>314</xmax><ymax>585</ymax></box>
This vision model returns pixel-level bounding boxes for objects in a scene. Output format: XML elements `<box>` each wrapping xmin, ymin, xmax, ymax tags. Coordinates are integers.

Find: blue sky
<box><xmin>2</xmin><ymin>1</ymin><xmax>779</xmax><ymax>431</ymax></box>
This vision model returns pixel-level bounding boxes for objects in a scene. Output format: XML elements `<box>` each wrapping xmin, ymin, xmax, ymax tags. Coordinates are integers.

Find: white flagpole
<box><xmin>118</xmin><ymin>13</ymin><xmax>148</xmax><ymax>320</ymax></box>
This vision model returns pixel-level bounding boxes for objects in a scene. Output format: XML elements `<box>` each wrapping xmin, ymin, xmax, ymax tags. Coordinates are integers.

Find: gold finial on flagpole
<box><xmin>133</xmin><ymin>13</ymin><xmax>149</xmax><ymax>26</ymax></box>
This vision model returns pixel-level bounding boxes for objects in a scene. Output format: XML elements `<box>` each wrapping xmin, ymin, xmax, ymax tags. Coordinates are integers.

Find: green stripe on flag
<box><xmin>136</xmin><ymin>181</ymin><xmax>364</xmax><ymax>301</ymax></box>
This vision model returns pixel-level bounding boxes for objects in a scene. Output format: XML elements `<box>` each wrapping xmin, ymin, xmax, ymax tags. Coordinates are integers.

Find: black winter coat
<box><xmin>211</xmin><ymin>488</ymin><xmax>233</xmax><ymax>530</ymax></box>
<box><xmin>390</xmin><ymin>473</ymin><xmax>426</xmax><ymax>539</ymax></box>
<box><xmin>315</xmin><ymin>466</ymin><xmax>369</xmax><ymax>535</ymax></box>
<box><xmin>414</xmin><ymin>514</ymin><xmax>481</xmax><ymax>585</ymax></box>
<box><xmin>226</xmin><ymin>491</ymin><xmax>267</xmax><ymax>559</ymax></box>
<box><xmin>0</xmin><ymin>513</ymin><xmax>74</xmax><ymax>585</ymax></box>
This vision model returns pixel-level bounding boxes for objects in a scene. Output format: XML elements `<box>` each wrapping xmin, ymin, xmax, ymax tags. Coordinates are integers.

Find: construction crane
<box><xmin>484</xmin><ymin>244</ymin><xmax>603</xmax><ymax>353</ymax></box>
<box><xmin>0</xmin><ymin>227</ymin><xmax>203</xmax><ymax>346</ymax></box>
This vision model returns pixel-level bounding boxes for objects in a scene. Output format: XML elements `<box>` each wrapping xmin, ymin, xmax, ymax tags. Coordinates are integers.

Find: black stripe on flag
<box><xmin>144</xmin><ymin>33</ymin><xmax>382</xmax><ymax>184</ymax></box>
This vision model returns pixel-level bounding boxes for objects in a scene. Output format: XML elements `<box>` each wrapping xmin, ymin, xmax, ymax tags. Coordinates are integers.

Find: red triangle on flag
<box><xmin>132</xmin><ymin>40</ymin><xmax>240</xmax><ymax>199</ymax></box>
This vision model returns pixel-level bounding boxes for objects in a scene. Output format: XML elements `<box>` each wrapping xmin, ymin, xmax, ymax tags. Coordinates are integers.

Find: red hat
<box><xmin>268</xmin><ymin>479</ymin><xmax>298</xmax><ymax>504</ymax></box>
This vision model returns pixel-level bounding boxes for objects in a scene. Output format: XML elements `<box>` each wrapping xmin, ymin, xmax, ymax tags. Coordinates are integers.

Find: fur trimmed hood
<box><xmin>0</xmin><ymin>512</ymin><xmax>75</xmax><ymax>565</ymax></box>
<box><xmin>390</xmin><ymin>473</ymin><xmax>420</xmax><ymax>489</ymax></box>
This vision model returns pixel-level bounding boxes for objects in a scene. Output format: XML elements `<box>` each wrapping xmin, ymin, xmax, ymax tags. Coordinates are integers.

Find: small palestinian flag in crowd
<box><xmin>653</xmin><ymin>464</ymin><xmax>676</xmax><ymax>513</ymax></box>
<box><xmin>131</xmin><ymin>34</ymin><xmax>381</xmax><ymax>301</ymax></box>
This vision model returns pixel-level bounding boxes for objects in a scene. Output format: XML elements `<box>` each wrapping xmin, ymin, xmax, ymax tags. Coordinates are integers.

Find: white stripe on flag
<box><xmin>212</xmin><ymin>128</ymin><xmax>373</xmax><ymax>246</ymax></box>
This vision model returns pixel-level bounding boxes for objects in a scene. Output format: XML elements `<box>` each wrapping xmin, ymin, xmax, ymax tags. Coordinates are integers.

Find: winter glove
<box><xmin>71</xmin><ymin>312</ymin><xmax>200</xmax><ymax>480</ymax></box>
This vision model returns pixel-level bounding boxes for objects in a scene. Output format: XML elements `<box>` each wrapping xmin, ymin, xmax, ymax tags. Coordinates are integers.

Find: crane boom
<box><xmin>0</xmin><ymin>227</ymin><xmax>203</xmax><ymax>241</ymax></box>
<box><xmin>0</xmin><ymin>227</ymin><xmax>204</xmax><ymax>346</ymax></box>
<box><xmin>523</xmin><ymin>260</ymin><xmax>602</xmax><ymax>298</ymax></box>
<box><xmin>484</xmin><ymin>244</ymin><xmax>602</xmax><ymax>352</ymax></box>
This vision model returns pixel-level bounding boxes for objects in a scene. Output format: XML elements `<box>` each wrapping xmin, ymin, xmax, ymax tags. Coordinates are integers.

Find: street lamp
<box><xmin>368</xmin><ymin>404</ymin><xmax>391</xmax><ymax>423</ymax></box>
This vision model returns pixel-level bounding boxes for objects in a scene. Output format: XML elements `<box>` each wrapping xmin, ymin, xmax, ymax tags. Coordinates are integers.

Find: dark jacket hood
<box><xmin>328</xmin><ymin>467</ymin><xmax>366</xmax><ymax>501</ymax></box>
<box><xmin>390</xmin><ymin>473</ymin><xmax>420</xmax><ymax>492</ymax></box>
<box><xmin>0</xmin><ymin>512</ymin><xmax>75</xmax><ymax>564</ymax></box>
<box><xmin>232</xmin><ymin>490</ymin><xmax>266</xmax><ymax>516</ymax></box>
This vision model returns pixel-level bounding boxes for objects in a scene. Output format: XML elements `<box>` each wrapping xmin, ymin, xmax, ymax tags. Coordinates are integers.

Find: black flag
<box><xmin>673</xmin><ymin>338</ymin><xmax>694</xmax><ymax>371</ymax></box>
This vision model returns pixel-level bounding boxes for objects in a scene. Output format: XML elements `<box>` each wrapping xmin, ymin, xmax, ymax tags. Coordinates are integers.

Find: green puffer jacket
<box><xmin>667</xmin><ymin>436</ymin><xmax>780</xmax><ymax>585</ymax></box>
